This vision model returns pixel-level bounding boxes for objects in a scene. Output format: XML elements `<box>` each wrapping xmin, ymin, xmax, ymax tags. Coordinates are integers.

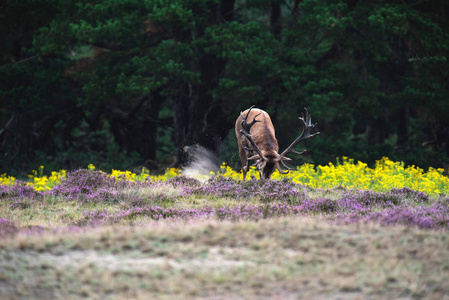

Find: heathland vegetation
<box><xmin>1</xmin><ymin>157</ymin><xmax>449</xmax><ymax>298</ymax></box>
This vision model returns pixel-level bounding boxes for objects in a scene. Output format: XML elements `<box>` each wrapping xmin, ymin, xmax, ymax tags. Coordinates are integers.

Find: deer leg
<box><xmin>242</xmin><ymin>165</ymin><xmax>248</xmax><ymax>181</ymax></box>
<box><xmin>242</xmin><ymin>153</ymin><xmax>251</xmax><ymax>181</ymax></box>
<box><xmin>238</xmin><ymin>143</ymin><xmax>250</xmax><ymax>181</ymax></box>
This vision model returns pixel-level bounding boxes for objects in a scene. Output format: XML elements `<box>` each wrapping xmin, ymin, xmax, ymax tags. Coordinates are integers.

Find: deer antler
<box><xmin>276</xmin><ymin>108</ymin><xmax>319</xmax><ymax>172</ymax></box>
<box><xmin>240</xmin><ymin>105</ymin><xmax>267</xmax><ymax>167</ymax></box>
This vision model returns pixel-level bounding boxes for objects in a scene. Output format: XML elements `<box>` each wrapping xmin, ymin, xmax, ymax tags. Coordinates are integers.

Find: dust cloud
<box><xmin>181</xmin><ymin>145</ymin><xmax>220</xmax><ymax>182</ymax></box>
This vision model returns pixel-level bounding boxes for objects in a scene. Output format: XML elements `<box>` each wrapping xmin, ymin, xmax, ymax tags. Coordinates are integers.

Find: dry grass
<box><xmin>1</xmin><ymin>178</ymin><xmax>448</xmax><ymax>299</ymax></box>
<box><xmin>1</xmin><ymin>217</ymin><xmax>448</xmax><ymax>299</ymax></box>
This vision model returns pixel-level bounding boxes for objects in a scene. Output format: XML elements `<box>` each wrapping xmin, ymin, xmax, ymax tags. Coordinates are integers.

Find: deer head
<box><xmin>235</xmin><ymin>106</ymin><xmax>319</xmax><ymax>180</ymax></box>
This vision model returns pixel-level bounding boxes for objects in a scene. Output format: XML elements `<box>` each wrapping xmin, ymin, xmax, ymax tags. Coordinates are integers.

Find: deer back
<box><xmin>235</xmin><ymin>108</ymin><xmax>279</xmax><ymax>157</ymax></box>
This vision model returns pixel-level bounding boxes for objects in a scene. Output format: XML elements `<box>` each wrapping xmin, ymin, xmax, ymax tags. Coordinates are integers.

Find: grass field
<box><xmin>1</xmin><ymin>159</ymin><xmax>449</xmax><ymax>299</ymax></box>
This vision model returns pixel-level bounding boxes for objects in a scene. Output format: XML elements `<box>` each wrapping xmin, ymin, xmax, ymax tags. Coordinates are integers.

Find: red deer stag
<box><xmin>235</xmin><ymin>106</ymin><xmax>319</xmax><ymax>180</ymax></box>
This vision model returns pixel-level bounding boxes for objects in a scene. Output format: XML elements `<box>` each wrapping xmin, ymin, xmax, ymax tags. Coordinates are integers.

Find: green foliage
<box><xmin>1</xmin><ymin>0</ymin><xmax>449</xmax><ymax>173</ymax></box>
<box><xmin>202</xmin><ymin>21</ymin><xmax>281</xmax><ymax>103</ymax></box>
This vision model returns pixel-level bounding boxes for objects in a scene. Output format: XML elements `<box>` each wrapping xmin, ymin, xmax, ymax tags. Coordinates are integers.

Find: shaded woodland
<box><xmin>1</xmin><ymin>0</ymin><xmax>449</xmax><ymax>175</ymax></box>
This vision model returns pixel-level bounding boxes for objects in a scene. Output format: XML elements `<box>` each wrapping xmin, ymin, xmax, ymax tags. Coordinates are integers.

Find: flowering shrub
<box><xmin>150</xmin><ymin>168</ymin><xmax>181</xmax><ymax>181</ymax></box>
<box><xmin>300</xmin><ymin>157</ymin><xmax>448</xmax><ymax>195</ymax></box>
<box><xmin>59</xmin><ymin>169</ymin><xmax>116</xmax><ymax>190</ymax></box>
<box><xmin>334</xmin><ymin>199</ymin><xmax>449</xmax><ymax>230</ymax></box>
<box><xmin>166</xmin><ymin>176</ymin><xmax>202</xmax><ymax>188</ymax></box>
<box><xmin>0</xmin><ymin>173</ymin><xmax>15</xmax><ymax>186</ymax></box>
<box><xmin>0</xmin><ymin>183</ymin><xmax>43</xmax><ymax>209</ymax></box>
<box><xmin>76</xmin><ymin>194</ymin><xmax>449</xmax><ymax>230</ymax></box>
<box><xmin>215</xmin><ymin>157</ymin><xmax>449</xmax><ymax>195</ymax></box>
<box><xmin>183</xmin><ymin>176</ymin><xmax>306</xmax><ymax>204</ymax></box>
<box><xmin>0</xmin><ymin>165</ymin><xmax>448</xmax><ymax>233</ymax></box>
<box><xmin>49</xmin><ymin>169</ymin><xmax>123</xmax><ymax>204</ymax></box>
<box><xmin>1</xmin><ymin>157</ymin><xmax>448</xmax><ymax>233</ymax></box>
<box><xmin>2</xmin><ymin>158</ymin><xmax>447</xmax><ymax>196</ymax></box>
<box><xmin>26</xmin><ymin>166</ymin><xmax>67</xmax><ymax>192</ymax></box>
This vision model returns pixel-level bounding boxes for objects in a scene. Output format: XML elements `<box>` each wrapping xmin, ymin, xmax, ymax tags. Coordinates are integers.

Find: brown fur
<box><xmin>236</xmin><ymin>107</ymin><xmax>319</xmax><ymax>180</ymax></box>
<box><xmin>235</xmin><ymin>108</ymin><xmax>280</xmax><ymax>180</ymax></box>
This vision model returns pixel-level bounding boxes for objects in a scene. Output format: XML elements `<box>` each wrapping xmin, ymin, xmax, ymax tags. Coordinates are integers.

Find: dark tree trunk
<box><xmin>172</xmin><ymin>83</ymin><xmax>197</xmax><ymax>152</ymax></box>
<box><xmin>367</xmin><ymin>37</ymin><xmax>411</xmax><ymax>149</ymax></box>
<box><xmin>365</xmin><ymin>117</ymin><xmax>389</xmax><ymax>145</ymax></box>
<box><xmin>270</xmin><ymin>1</ymin><xmax>282</xmax><ymax>36</ymax></box>
<box><xmin>132</xmin><ymin>94</ymin><xmax>161</xmax><ymax>161</ymax></box>
<box><xmin>432</xmin><ymin>114</ymin><xmax>449</xmax><ymax>157</ymax></box>
<box><xmin>172</xmin><ymin>0</ymin><xmax>236</xmax><ymax>167</ymax></box>
<box><xmin>292</xmin><ymin>0</ymin><xmax>302</xmax><ymax>15</ymax></box>
<box><xmin>220</xmin><ymin>0</ymin><xmax>236</xmax><ymax>21</ymax></box>
<box><xmin>107</xmin><ymin>93</ymin><xmax>162</xmax><ymax>162</ymax></box>
<box><xmin>395</xmin><ymin>104</ymin><xmax>410</xmax><ymax>150</ymax></box>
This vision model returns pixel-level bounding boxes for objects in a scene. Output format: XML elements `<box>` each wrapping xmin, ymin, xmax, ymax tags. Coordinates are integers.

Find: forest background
<box><xmin>1</xmin><ymin>0</ymin><xmax>449</xmax><ymax>176</ymax></box>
